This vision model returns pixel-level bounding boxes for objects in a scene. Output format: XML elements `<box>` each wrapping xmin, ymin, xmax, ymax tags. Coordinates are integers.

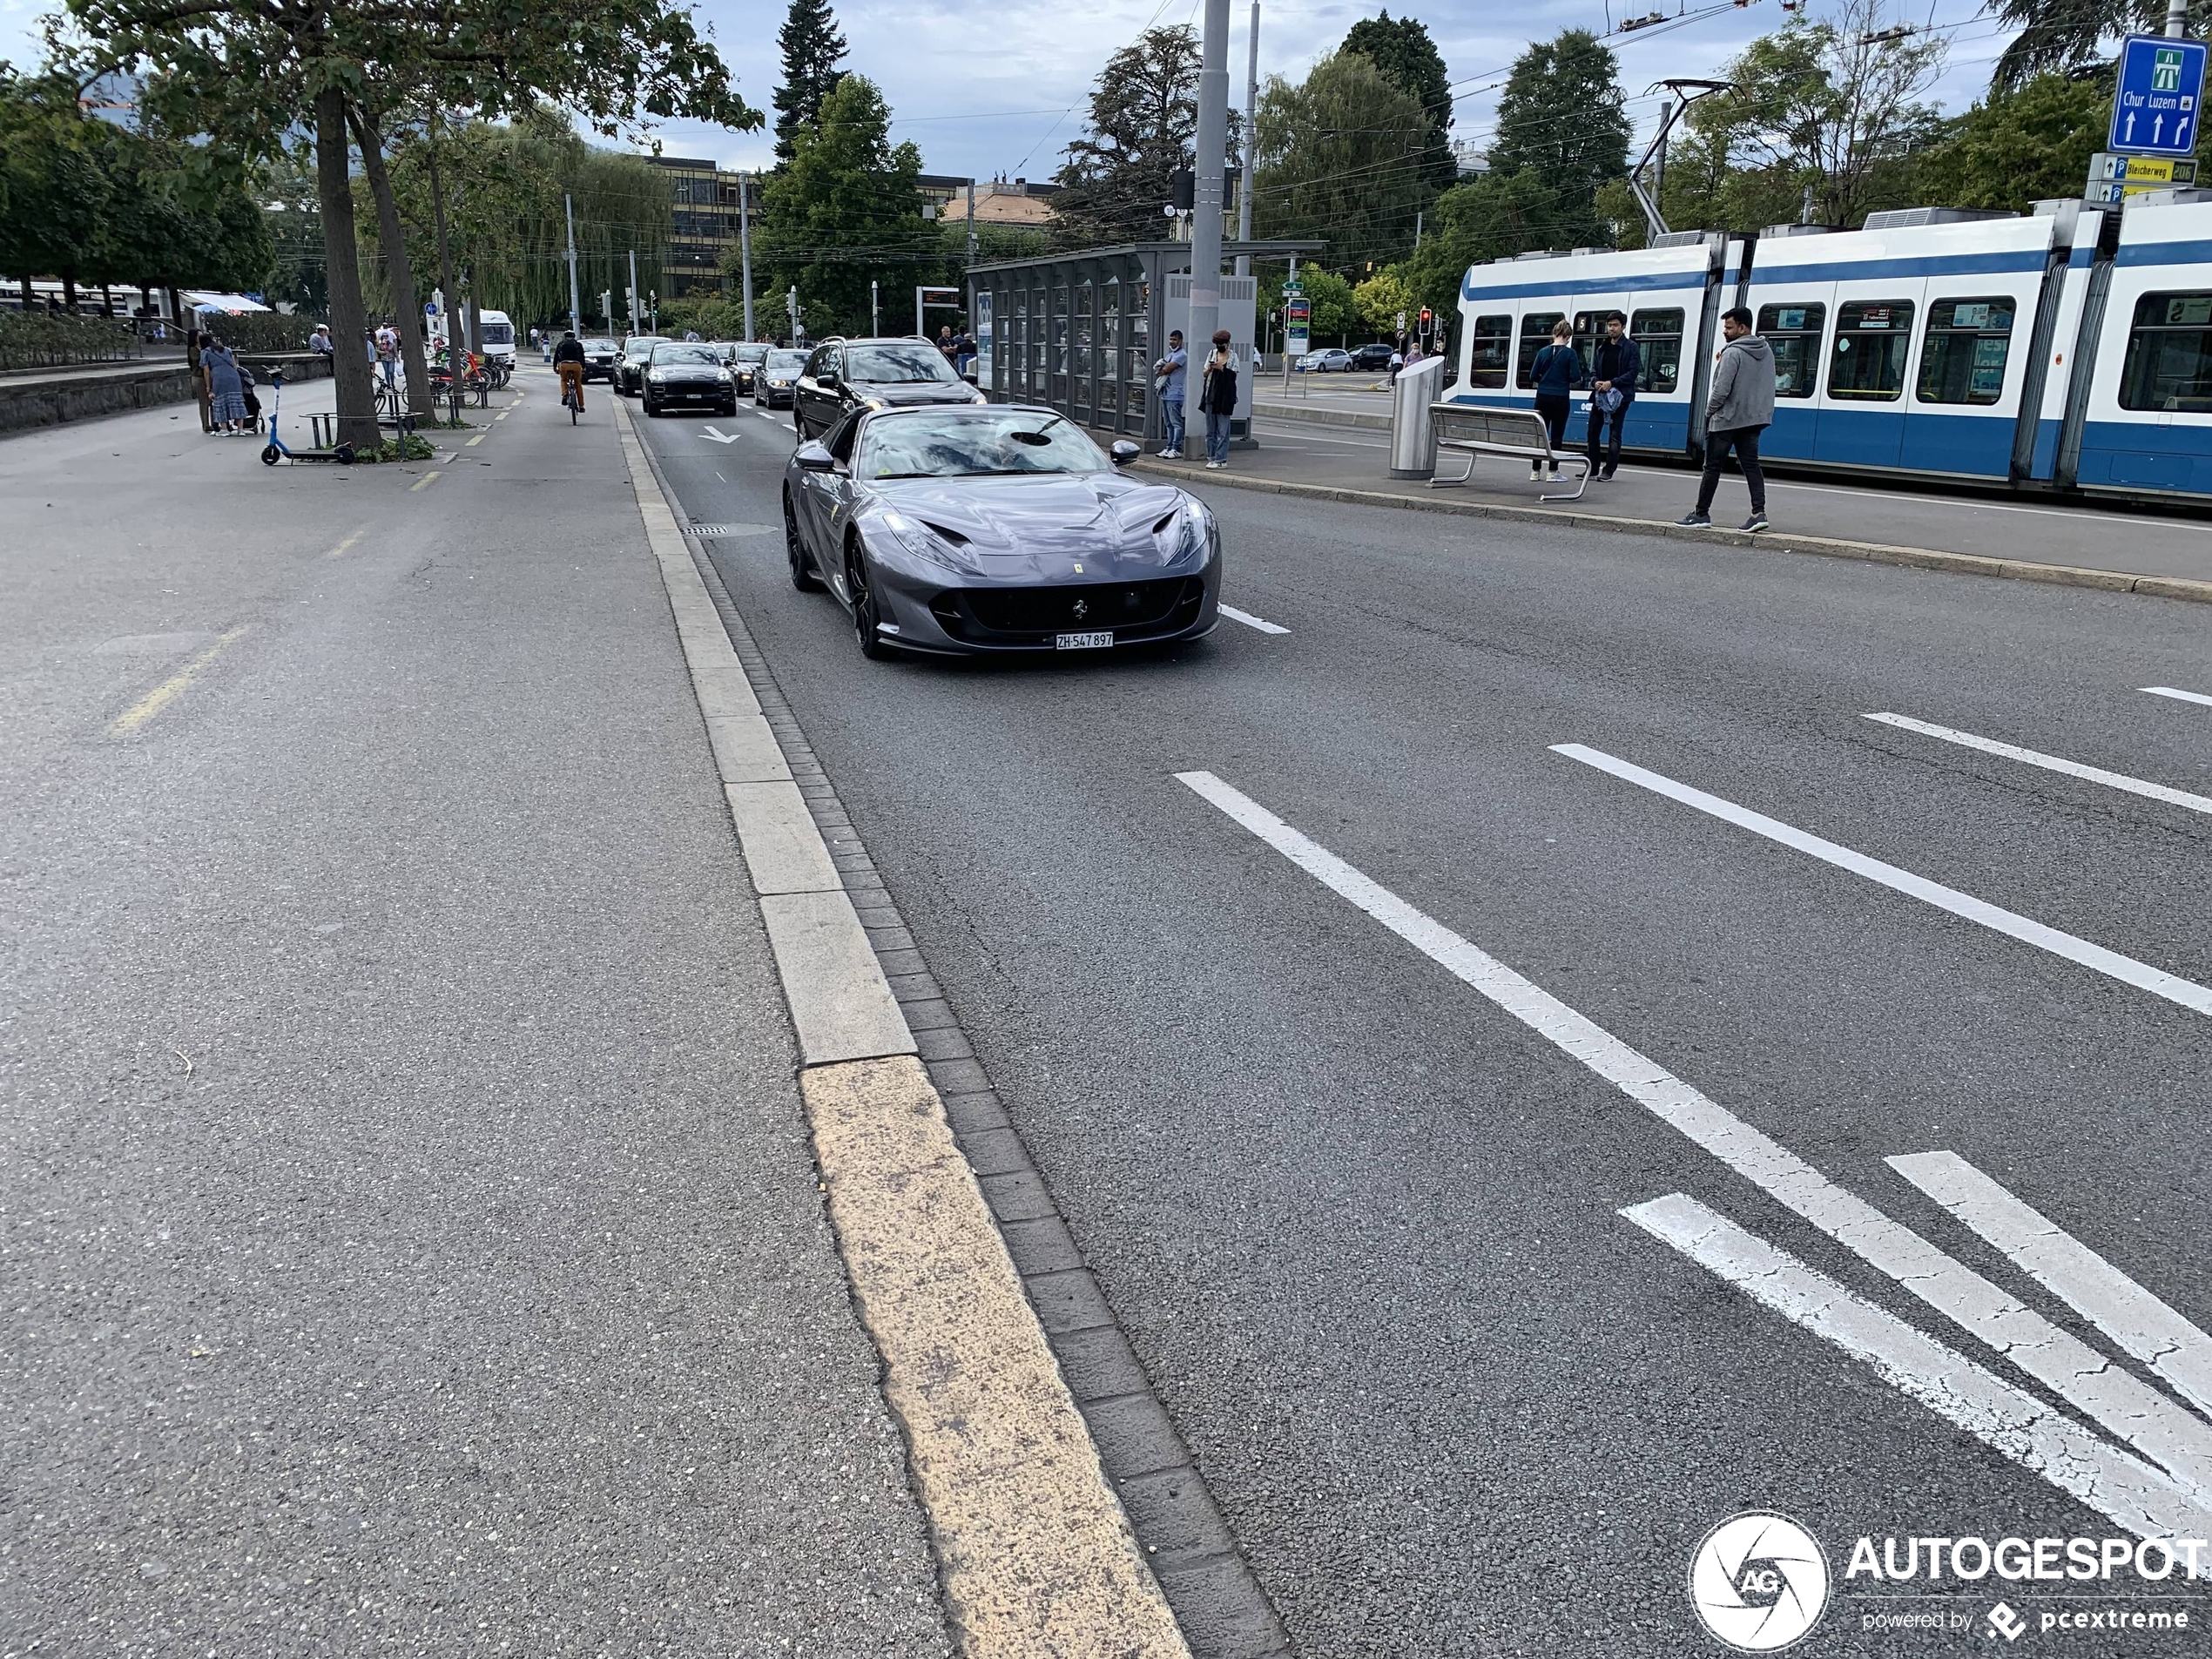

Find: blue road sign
<box><xmin>2111</xmin><ymin>34</ymin><xmax>2208</xmax><ymax>157</ymax></box>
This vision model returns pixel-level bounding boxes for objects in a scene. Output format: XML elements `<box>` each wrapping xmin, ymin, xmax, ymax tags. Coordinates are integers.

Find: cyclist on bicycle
<box><xmin>553</xmin><ymin>330</ymin><xmax>586</xmax><ymax>413</ymax></box>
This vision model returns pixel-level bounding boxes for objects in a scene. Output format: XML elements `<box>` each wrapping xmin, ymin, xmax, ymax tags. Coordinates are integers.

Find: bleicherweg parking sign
<box><xmin>2111</xmin><ymin>34</ymin><xmax>2209</xmax><ymax>157</ymax></box>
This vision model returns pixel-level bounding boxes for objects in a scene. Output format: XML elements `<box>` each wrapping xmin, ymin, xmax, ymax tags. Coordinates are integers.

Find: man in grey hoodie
<box><xmin>1679</xmin><ymin>306</ymin><xmax>1776</xmax><ymax>531</ymax></box>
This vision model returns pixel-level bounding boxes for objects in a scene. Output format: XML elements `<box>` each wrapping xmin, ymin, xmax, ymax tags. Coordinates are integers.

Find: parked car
<box><xmin>755</xmin><ymin>348</ymin><xmax>808</xmax><ymax>408</ymax></box>
<box><xmin>643</xmin><ymin>341</ymin><xmax>738</xmax><ymax>417</ymax></box>
<box><xmin>613</xmin><ymin>335</ymin><xmax>671</xmax><ymax>396</ymax></box>
<box><xmin>1350</xmin><ymin>342</ymin><xmax>1397</xmax><ymax>372</ymax></box>
<box><xmin>1295</xmin><ymin>347</ymin><xmax>1354</xmax><ymax>373</ymax></box>
<box><xmin>792</xmin><ymin>336</ymin><xmax>987</xmax><ymax>439</ymax></box>
<box><xmin>782</xmin><ymin>403</ymin><xmax>1218</xmax><ymax>658</ymax></box>
<box><xmin>731</xmin><ymin>342</ymin><xmax>771</xmax><ymax>396</ymax></box>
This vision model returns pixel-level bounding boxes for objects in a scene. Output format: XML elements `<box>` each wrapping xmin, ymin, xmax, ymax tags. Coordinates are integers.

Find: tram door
<box><xmin>1814</xmin><ymin>278</ymin><xmax>1927</xmax><ymax>470</ymax></box>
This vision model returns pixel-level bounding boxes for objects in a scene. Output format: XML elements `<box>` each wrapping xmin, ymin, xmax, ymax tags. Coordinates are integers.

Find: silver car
<box><xmin>782</xmin><ymin>404</ymin><xmax>1221</xmax><ymax>659</ymax></box>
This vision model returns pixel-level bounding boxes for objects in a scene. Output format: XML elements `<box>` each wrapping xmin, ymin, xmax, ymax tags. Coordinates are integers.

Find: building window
<box><xmin>1756</xmin><ymin>302</ymin><xmax>1825</xmax><ymax>399</ymax></box>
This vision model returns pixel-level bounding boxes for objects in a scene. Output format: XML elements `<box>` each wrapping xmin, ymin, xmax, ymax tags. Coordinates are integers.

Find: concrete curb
<box><xmin>1131</xmin><ymin>460</ymin><xmax>2212</xmax><ymax>606</ymax></box>
<box><xmin>610</xmin><ymin>398</ymin><xmax>1193</xmax><ymax>1659</ymax></box>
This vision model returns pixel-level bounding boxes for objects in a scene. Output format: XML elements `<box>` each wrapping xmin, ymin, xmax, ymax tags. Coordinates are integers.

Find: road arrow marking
<box><xmin>701</xmin><ymin>426</ymin><xmax>740</xmax><ymax>444</ymax></box>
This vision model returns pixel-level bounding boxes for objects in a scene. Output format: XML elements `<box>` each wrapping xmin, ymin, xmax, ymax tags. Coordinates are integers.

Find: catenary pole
<box><xmin>628</xmin><ymin>248</ymin><xmax>639</xmax><ymax>333</ymax></box>
<box><xmin>872</xmin><ymin>280</ymin><xmax>880</xmax><ymax>335</ymax></box>
<box><xmin>1187</xmin><ymin>0</ymin><xmax>1232</xmax><ymax>453</ymax></box>
<box><xmin>1237</xmin><ymin>1</ymin><xmax>1258</xmax><ymax>277</ymax></box>
<box><xmin>738</xmin><ymin>172</ymin><xmax>756</xmax><ymax>340</ymax></box>
<box><xmin>563</xmin><ymin>194</ymin><xmax>581</xmax><ymax>337</ymax></box>
<box><xmin>2168</xmin><ymin>0</ymin><xmax>2187</xmax><ymax>36</ymax></box>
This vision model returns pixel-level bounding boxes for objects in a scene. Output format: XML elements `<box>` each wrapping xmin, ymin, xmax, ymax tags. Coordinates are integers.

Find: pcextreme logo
<box><xmin>1689</xmin><ymin>1511</ymin><xmax>1833</xmax><ymax>1652</ymax></box>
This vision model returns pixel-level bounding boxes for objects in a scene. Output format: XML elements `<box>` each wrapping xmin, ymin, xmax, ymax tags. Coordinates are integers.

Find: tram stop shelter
<box><xmin>964</xmin><ymin>240</ymin><xmax>1324</xmax><ymax>451</ymax></box>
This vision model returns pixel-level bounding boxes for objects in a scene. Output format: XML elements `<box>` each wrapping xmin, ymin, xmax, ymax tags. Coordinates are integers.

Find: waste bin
<box><xmin>1388</xmin><ymin>356</ymin><xmax>1449</xmax><ymax>480</ymax></box>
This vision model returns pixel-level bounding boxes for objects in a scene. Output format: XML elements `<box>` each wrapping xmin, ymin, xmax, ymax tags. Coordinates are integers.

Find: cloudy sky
<box><xmin>4</xmin><ymin>0</ymin><xmax>2027</xmax><ymax>182</ymax></box>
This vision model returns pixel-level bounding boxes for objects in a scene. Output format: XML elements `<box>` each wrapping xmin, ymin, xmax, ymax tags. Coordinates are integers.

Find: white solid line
<box><xmin>1552</xmin><ymin>743</ymin><xmax>2212</xmax><ymax>1021</ymax></box>
<box><xmin>1217</xmin><ymin>604</ymin><xmax>1289</xmax><ymax>634</ymax></box>
<box><xmin>1176</xmin><ymin>768</ymin><xmax>2212</xmax><ymax>1499</ymax></box>
<box><xmin>1865</xmin><ymin>711</ymin><xmax>2212</xmax><ymax>817</ymax></box>
<box><xmin>1625</xmin><ymin>1194</ymin><xmax>2212</xmax><ymax>1543</ymax></box>
<box><xmin>2145</xmin><ymin>685</ymin><xmax>2212</xmax><ymax>708</ymax></box>
<box><xmin>1889</xmin><ymin>1151</ymin><xmax>2212</xmax><ymax>1424</ymax></box>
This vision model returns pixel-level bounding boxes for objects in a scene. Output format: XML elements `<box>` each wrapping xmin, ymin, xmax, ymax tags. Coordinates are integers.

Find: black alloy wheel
<box><xmin>784</xmin><ymin>489</ymin><xmax>822</xmax><ymax>591</ymax></box>
<box><xmin>846</xmin><ymin>539</ymin><xmax>885</xmax><ymax>658</ymax></box>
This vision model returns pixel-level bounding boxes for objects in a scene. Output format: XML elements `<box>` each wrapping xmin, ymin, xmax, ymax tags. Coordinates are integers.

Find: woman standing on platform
<box><xmin>1527</xmin><ymin>319</ymin><xmax>1579</xmax><ymax>482</ymax></box>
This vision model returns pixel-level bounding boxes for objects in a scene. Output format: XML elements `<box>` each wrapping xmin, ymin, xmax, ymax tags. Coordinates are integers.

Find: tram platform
<box><xmin>1142</xmin><ymin>408</ymin><xmax>2212</xmax><ymax>602</ymax></box>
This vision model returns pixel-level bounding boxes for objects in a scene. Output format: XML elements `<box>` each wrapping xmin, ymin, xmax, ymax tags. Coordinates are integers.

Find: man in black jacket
<box><xmin>553</xmin><ymin>330</ymin><xmax>588</xmax><ymax>412</ymax></box>
<box><xmin>1585</xmin><ymin>313</ymin><xmax>1641</xmax><ymax>482</ymax></box>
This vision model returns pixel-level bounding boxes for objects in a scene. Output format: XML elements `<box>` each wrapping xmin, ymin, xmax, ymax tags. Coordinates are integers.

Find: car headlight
<box><xmin>717</xmin><ymin>369</ymin><xmax>732</xmax><ymax>381</ymax></box>
<box><xmin>1176</xmin><ymin>498</ymin><xmax>1214</xmax><ymax>563</ymax></box>
<box><xmin>878</xmin><ymin>507</ymin><xmax>981</xmax><ymax>573</ymax></box>
<box><xmin>968</xmin><ymin>389</ymin><xmax>988</xmax><ymax>404</ymax></box>
<box><xmin>863</xmin><ymin>396</ymin><xmax>888</xmax><ymax>411</ymax></box>
<box><xmin>648</xmin><ymin>369</ymin><xmax>665</xmax><ymax>380</ymax></box>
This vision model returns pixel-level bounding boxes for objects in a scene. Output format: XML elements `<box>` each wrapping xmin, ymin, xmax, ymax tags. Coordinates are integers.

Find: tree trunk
<box><xmin>350</xmin><ymin>103</ymin><xmax>435</xmax><ymax>421</ymax></box>
<box><xmin>314</xmin><ymin>85</ymin><xmax>379</xmax><ymax>453</ymax></box>
<box><xmin>62</xmin><ymin>275</ymin><xmax>78</xmax><ymax>312</ymax></box>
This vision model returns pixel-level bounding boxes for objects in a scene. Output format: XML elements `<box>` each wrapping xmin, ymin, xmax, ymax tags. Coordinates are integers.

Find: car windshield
<box><xmin>735</xmin><ymin>345</ymin><xmax>770</xmax><ymax>363</ymax></box>
<box><xmin>857</xmin><ymin>409</ymin><xmax>1110</xmax><ymax>479</ymax></box>
<box><xmin>765</xmin><ymin>351</ymin><xmax>807</xmax><ymax>374</ymax></box>
<box><xmin>846</xmin><ymin>344</ymin><xmax>960</xmax><ymax>385</ymax></box>
<box><xmin>624</xmin><ymin>337</ymin><xmax>668</xmax><ymax>354</ymax></box>
<box><xmin>583</xmin><ymin>339</ymin><xmax>617</xmax><ymax>352</ymax></box>
<box><xmin>652</xmin><ymin>345</ymin><xmax>721</xmax><ymax>365</ymax></box>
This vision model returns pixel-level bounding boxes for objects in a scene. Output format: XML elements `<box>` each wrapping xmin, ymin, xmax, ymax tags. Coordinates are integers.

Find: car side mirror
<box><xmin>1109</xmin><ymin>440</ymin><xmax>1141</xmax><ymax>466</ymax></box>
<box><xmin>793</xmin><ymin>441</ymin><xmax>837</xmax><ymax>472</ymax></box>
<box><xmin>818</xmin><ymin>370</ymin><xmax>840</xmax><ymax>388</ymax></box>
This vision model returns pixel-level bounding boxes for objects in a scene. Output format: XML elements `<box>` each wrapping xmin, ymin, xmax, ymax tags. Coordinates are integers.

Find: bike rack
<box><xmin>310</xmin><ymin>413</ymin><xmax>335</xmax><ymax>448</ymax></box>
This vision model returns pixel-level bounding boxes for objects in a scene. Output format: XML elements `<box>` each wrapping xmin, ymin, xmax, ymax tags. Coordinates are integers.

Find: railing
<box><xmin>0</xmin><ymin>311</ymin><xmax>145</xmax><ymax>372</ymax></box>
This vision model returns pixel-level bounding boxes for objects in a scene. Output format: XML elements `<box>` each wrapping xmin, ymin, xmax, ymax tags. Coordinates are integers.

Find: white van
<box><xmin>475</xmin><ymin>309</ymin><xmax>516</xmax><ymax>366</ymax></box>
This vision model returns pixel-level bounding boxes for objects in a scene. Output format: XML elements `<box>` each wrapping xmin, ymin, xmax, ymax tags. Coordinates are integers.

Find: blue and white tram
<box><xmin>1450</xmin><ymin>197</ymin><xmax>2212</xmax><ymax>504</ymax></box>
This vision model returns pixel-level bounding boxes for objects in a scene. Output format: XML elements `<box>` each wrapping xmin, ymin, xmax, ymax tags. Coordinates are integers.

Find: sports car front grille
<box><xmin>930</xmin><ymin>577</ymin><xmax>1205</xmax><ymax>644</ymax></box>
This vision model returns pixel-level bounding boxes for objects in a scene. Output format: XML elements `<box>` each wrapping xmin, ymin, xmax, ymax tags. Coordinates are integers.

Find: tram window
<box><xmin>1467</xmin><ymin>314</ymin><xmax>1512</xmax><ymax>388</ymax></box>
<box><xmin>1917</xmin><ymin>297</ymin><xmax>2015</xmax><ymax>406</ymax></box>
<box><xmin>1630</xmin><ymin>308</ymin><xmax>1684</xmax><ymax>394</ymax></box>
<box><xmin>1517</xmin><ymin>313</ymin><xmax>1564</xmax><ymax>388</ymax></box>
<box><xmin>1572</xmin><ymin>311</ymin><xmax>1605</xmax><ymax>376</ymax></box>
<box><xmin>1756</xmin><ymin>302</ymin><xmax>1824</xmax><ymax>398</ymax></box>
<box><xmin>2119</xmin><ymin>291</ymin><xmax>2212</xmax><ymax>412</ymax></box>
<box><xmin>1827</xmin><ymin>300</ymin><xmax>1915</xmax><ymax>401</ymax></box>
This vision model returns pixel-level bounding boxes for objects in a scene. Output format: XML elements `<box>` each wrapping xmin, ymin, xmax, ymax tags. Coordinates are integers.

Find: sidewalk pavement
<box><xmin>0</xmin><ymin>385</ymin><xmax>955</xmax><ymax>1651</ymax></box>
<box><xmin>1163</xmin><ymin>411</ymin><xmax>2212</xmax><ymax>597</ymax></box>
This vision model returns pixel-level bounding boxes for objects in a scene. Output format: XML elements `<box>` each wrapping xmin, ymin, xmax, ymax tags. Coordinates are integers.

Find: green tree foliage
<box><xmin>757</xmin><ymin>74</ymin><xmax>934</xmax><ymax>339</ymax></box>
<box><xmin>1352</xmin><ymin>266</ymin><xmax>1416</xmax><ymax>334</ymax></box>
<box><xmin>357</xmin><ymin>107</ymin><xmax>672</xmax><ymax>331</ymax></box>
<box><xmin>1340</xmin><ymin>10</ymin><xmax>1456</xmax><ymax>197</ymax></box>
<box><xmin>1487</xmin><ymin>30</ymin><xmax>1632</xmax><ymax>215</ymax></box>
<box><xmin>1657</xmin><ymin>3</ymin><xmax>1946</xmax><ymax>233</ymax></box>
<box><xmin>772</xmin><ymin>0</ymin><xmax>848</xmax><ymax>164</ymax></box>
<box><xmin>1258</xmin><ymin>266</ymin><xmax>1357</xmax><ymax>345</ymax></box>
<box><xmin>0</xmin><ymin>67</ymin><xmax>271</xmax><ymax>304</ymax></box>
<box><xmin>1986</xmin><ymin>0</ymin><xmax>2209</xmax><ymax>87</ymax></box>
<box><xmin>1397</xmin><ymin>168</ymin><xmax>1569</xmax><ymax>319</ymax></box>
<box><xmin>1255</xmin><ymin>51</ymin><xmax>1432</xmax><ymax>273</ymax></box>
<box><xmin>1053</xmin><ymin>26</ymin><xmax>1204</xmax><ymax>246</ymax></box>
<box><xmin>1913</xmin><ymin>72</ymin><xmax>2118</xmax><ymax>211</ymax></box>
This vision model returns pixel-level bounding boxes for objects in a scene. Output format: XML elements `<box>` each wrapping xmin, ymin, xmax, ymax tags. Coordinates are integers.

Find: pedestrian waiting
<box><xmin>1585</xmin><ymin>312</ymin><xmax>1640</xmax><ymax>483</ymax></box>
<box><xmin>1527</xmin><ymin>319</ymin><xmax>1579</xmax><ymax>482</ymax></box>
<box><xmin>1199</xmin><ymin>330</ymin><xmax>1238</xmax><ymax>469</ymax></box>
<box><xmin>1678</xmin><ymin>306</ymin><xmax>1774</xmax><ymax>533</ymax></box>
<box><xmin>1154</xmin><ymin>329</ymin><xmax>1188</xmax><ymax>458</ymax></box>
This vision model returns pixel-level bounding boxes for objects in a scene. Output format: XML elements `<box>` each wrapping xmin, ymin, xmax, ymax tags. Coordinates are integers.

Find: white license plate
<box><xmin>1055</xmin><ymin>631</ymin><xmax>1114</xmax><ymax>651</ymax></box>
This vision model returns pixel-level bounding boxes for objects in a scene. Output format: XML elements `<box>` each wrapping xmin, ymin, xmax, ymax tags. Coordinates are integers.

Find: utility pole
<box><xmin>2168</xmin><ymin>0</ymin><xmax>2188</xmax><ymax>36</ymax></box>
<box><xmin>1187</xmin><ymin>0</ymin><xmax>1231</xmax><ymax>445</ymax></box>
<box><xmin>1414</xmin><ymin>210</ymin><xmax>1422</xmax><ymax>251</ymax></box>
<box><xmin>628</xmin><ymin>248</ymin><xmax>638</xmax><ymax>334</ymax></box>
<box><xmin>966</xmin><ymin>180</ymin><xmax>977</xmax><ymax>266</ymax></box>
<box><xmin>787</xmin><ymin>285</ymin><xmax>800</xmax><ymax>344</ymax></box>
<box><xmin>1653</xmin><ymin>99</ymin><xmax>1671</xmax><ymax>225</ymax></box>
<box><xmin>563</xmin><ymin>193</ymin><xmax>581</xmax><ymax>338</ymax></box>
<box><xmin>738</xmin><ymin>172</ymin><xmax>756</xmax><ymax>340</ymax></box>
<box><xmin>600</xmin><ymin>289</ymin><xmax>611</xmax><ymax>329</ymax></box>
<box><xmin>1236</xmin><ymin>0</ymin><xmax>1258</xmax><ymax>278</ymax></box>
<box><xmin>872</xmin><ymin>280</ymin><xmax>880</xmax><ymax>335</ymax></box>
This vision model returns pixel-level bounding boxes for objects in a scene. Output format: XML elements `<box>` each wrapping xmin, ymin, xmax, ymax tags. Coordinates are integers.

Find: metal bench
<box><xmin>1429</xmin><ymin>402</ymin><xmax>1590</xmax><ymax>502</ymax></box>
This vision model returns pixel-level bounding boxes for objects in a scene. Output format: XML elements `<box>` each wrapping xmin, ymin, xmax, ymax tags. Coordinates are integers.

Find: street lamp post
<box><xmin>1236</xmin><ymin>1</ymin><xmax>1258</xmax><ymax>279</ymax></box>
<box><xmin>738</xmin><ymin>172</ymin><xmax>757</xmax><ymax>340</ymax></box>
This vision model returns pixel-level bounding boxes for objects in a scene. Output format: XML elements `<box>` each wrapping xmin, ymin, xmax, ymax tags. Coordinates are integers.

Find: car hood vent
<box><xmin>918</xmin><ymin>519</ymin><xmax>969</xmax><ymax>546</ymax></box>
<box><xmin>1150</xmin><ymin>509</ymin><xmax>1179</xmax><ymax>536</ymax></box>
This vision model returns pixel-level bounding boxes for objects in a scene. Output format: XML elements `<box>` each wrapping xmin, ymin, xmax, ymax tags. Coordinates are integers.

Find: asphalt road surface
<box><xmin>629</xmin><ymin>378</ymin><xmax>2212</xmax><ymax>1656</ymax></box>
<box><xmin>1</xmin><ymin>388</ymin><xmax>950</xmax><ymax>1655</ymax></box>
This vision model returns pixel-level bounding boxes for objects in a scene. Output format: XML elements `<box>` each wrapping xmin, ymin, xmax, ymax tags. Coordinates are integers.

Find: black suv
<box><xmin>1350</xmin><ymin>342</ymin><xmax>1398</xmax><ymax>372</ymax></box>
<box><xmin>792</xmin><ymin>336</ymin><xmax>984</xmax><ymax>438</ymax></box>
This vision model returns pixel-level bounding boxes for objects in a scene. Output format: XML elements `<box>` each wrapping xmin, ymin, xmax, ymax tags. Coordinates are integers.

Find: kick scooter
<box><xmin>260</xmin><ymin>371</ymin><xmax>355</xmax><ymax>466</ymax></box>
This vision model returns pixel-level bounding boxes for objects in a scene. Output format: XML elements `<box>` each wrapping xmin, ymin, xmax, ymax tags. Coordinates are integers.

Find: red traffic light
<box><xmin>1419</xmin><ymin>307</ymin><xmax>1433</xmax><ymax>322</ymax></box>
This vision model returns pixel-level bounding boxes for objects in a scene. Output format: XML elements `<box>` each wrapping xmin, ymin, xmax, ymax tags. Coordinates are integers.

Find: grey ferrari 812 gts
<box><xmin>782</xmin><ymin>403</ymin><xmax>1221</xmax><ymax>658</ymax></box>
